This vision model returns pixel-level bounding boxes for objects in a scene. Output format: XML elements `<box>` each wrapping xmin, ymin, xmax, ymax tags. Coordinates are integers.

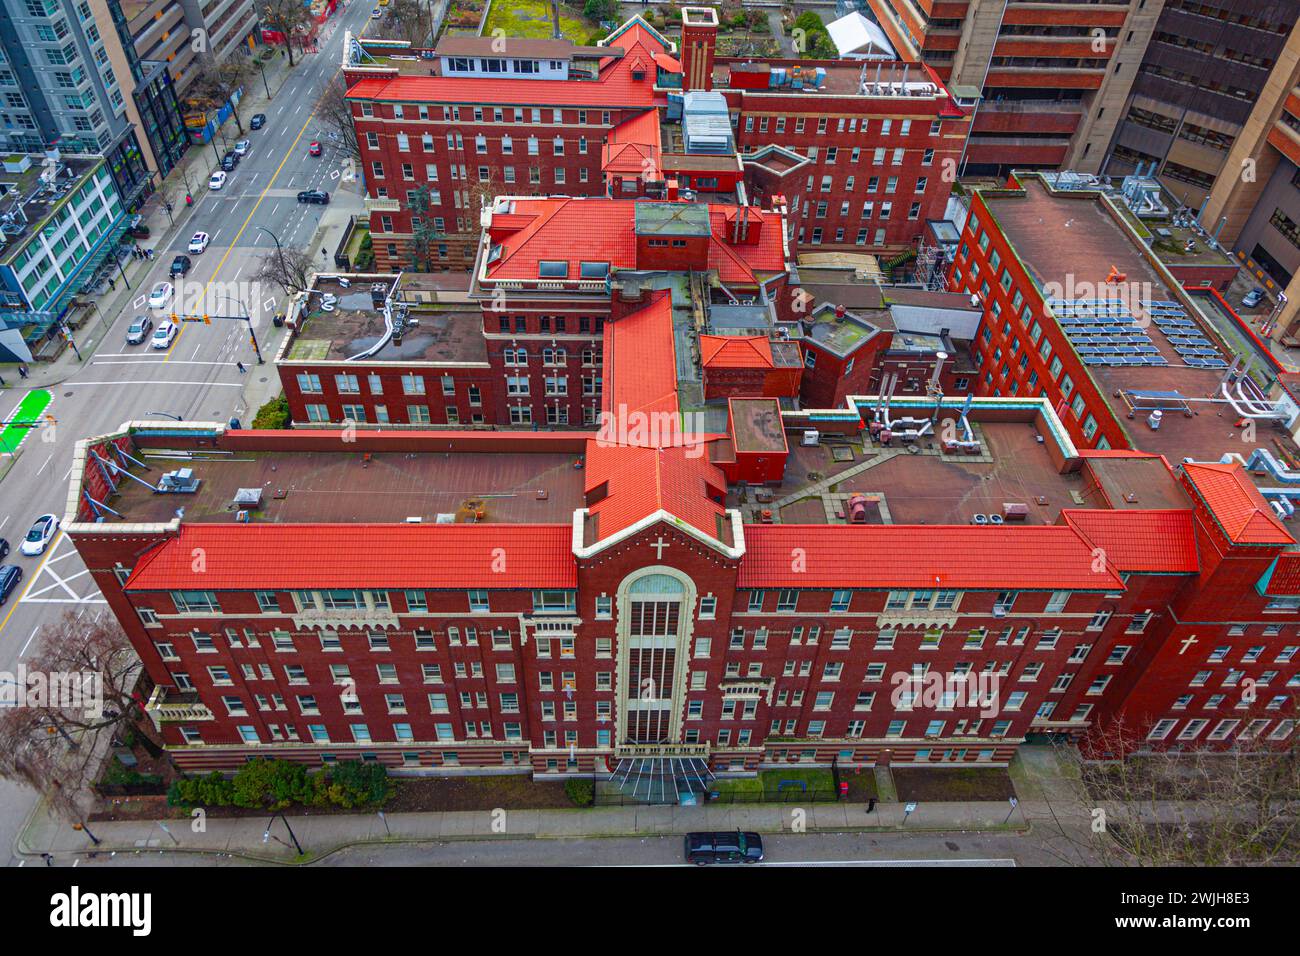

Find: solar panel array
<box><xmin>1146</xmin><ymin>300</ymin><xmax>1228</xmax><ymax>370</ymax></box>
<box><xmin>1048</xmin><ymin>298</ymin><xmax>1166</xmax><ymax>368</ymax></box>
<box><xmin>1048</xmin><ymin>297</ymin><xmax>1229</xmax><ymax>370</ymax></box>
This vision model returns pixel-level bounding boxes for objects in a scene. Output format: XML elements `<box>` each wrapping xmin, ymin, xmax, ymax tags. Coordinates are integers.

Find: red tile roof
<box><xmin>125</xmin><ymin>525</ymin><xmax>577</xmax><ymax>591</ymax></box>
<box><xmin>1181</xmin><ymin>462</ymin><xmax>1293</xmax><ymax>546</ymax></box>
<box><xmin>700</xmin><ymin>334</ymin><xmax>775</xmax><ymax>369</ymax></box>
<box><xmin>738</xmin><ymin>525</ymin><xmax>1125</xmax><ymax>590</ymax></box>
<box><xmin>346</xmin><ymin>23</ymin><xmax>668</xmax><ymax>109</ymax></box>
<box><xmin>586</xmin><ymin>293</ymin><xmax>728</xmax><ymax>543</ymax></box>
<box><xmin>602</xmin><ymin>292</ymin><xmax>679</xmax><ymax>420</ymax></box>
<box><xmin>1263</xmin><ymin>552</ymin><xmax>1300</xmax><ymax>595</ymax></box>
<box><xmin>483</xmin><ymin>198</ymin><xmax>786</xmax><ymax>284</ymax></box>
<box><xmin>1062</xmin><ymin>509</ymin><xmax>1200</xmax><ymax>574</ymax></box>
<box><xmin>602</xmin><ymin>109</ymin><xmax>660</xmax><ymax>177</ymax></box>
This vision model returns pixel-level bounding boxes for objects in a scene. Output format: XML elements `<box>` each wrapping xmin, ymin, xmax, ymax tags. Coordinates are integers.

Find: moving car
<box><xmin>208</xmin><ymin>170</ymin><xmax>227</xmax><ymax>190</ymax></box>
<box><xmin>126</xmin><ymin>315</ymin><xmax>153</xmax><ymax>345</ymax></box>
<box><xmin>1243</xmin><ymin>288</ymin><xmax>1266</xmax><ymax>308</ymax></box>
<box><xmin>371</xmin><ymin>7</ymin><xmax>381</xmax><ymax>17</ymax></box>
<box><xmin>297</xmin><ymin>189</ymin><xmax>329</xmax><ymax>204</ymax></box>
<box><xmin>19</xmin><ymin>514</ymin><xmax>59</xmax><ymax>557</ymax></box>
<box><xmin>250</xmin><ymin>113</ymin><xmax>266</xmax><ymax>130</ymax></box>
<box><xmin>308</xmin><ymin>141</ymin><xmax>323</xmax><ymax>157</ymax></box>
<box><xmin>684</xmin><ymin>831</ymin><xmax>764</xmax><ymax>865</ymax></box>
<box><xmin>233</xmin><ymin>139</ymin><xmax>251</xmax><ymax>157</ymax></box>
<box><xmin>188</xmin><ymin>232</ymin><xmax>209</xmax><ymax>254</ymax></box>
<box><xmin>0</xmin><ymin>565</ymin><xmax>22</xmax><ymax>605</ymax></box>
<box><xmin>0</xmin><ymin>538</ymin><xmax>8</xmax><ymax>560</ymax></box>
<box><xmin>169</xmin><ymin>254</ymin><xmax>191</xmax><ymax>277</ymax></box>
<box><xmin>151</xmin><ymin>320</ymin><xmax>178</xmax><ymax>350</ymax></box>
<box><xmin>148</xmin><ymin>281</ymin><xmax>173</xmax><ymax>309</ymax></box>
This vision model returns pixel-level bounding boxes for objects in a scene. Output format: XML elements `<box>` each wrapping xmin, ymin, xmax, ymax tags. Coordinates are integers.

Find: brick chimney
<box><xmin>680</xmin><ymin>6</ymin><xmax>718</xmax><ymax>92</ymax></box>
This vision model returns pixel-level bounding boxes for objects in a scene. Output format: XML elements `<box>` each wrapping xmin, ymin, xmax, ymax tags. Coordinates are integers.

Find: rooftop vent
<box><xmin>232</xmin><ymin>487</ymin><xmax>263</xmax><ymax>508</ymax></box>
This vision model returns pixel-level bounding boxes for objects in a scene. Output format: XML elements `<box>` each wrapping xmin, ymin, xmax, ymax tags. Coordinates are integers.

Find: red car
<box><xmin>308</xmin><ymin>141</ymin><xmax>322</xmax><ymax>157</ymax></box>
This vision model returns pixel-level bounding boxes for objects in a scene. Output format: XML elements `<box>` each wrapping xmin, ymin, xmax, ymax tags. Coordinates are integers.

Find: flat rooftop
<box><xmin>104</xmin><ymin>448</ymin><xmax>585</xmax><ymax>526</ymax></box>
<box><xmin>0</xmin><ymin>154</ymin><xmax>102</xmax><ymax>262</ymax></box>
<box><xmin>987</xmin><ymin>178</ymin><xmax>1300</xmax><ymax>468</ymax></box>
<box><xmin>732</xmin><ymin>419</ymin><xmax>1103</xmax><ymax>526</ymax></box>
<box><xmin>285</xmin><ymin>278</ymin><xmax>486</xmax><ymax>364</ymax></box>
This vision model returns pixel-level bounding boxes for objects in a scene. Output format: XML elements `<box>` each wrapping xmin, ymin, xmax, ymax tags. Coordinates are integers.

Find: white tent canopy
<box><xmin>826</xmin><ymin>11</ymin><xmax>898</xmax><ymax>60</ymax></box>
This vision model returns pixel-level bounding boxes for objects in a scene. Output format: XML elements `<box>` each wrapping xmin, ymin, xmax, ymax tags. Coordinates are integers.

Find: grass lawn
<box><xmin>710</xmin><ymin>776</ymin><xmax>764</xmax><ymax>794</ymax></box>
<box><xmin>759</xmin><ymin>767</ymin><xmax>835</xmax><ymax>792</ymax></box>
<box><xmin>344</xmin><ymin>222</ymin><xmax>370</xmax><ymax>261</ymax></box>
<box><xmin>484</xmin><ymin>0</ymin><xmax>592</xmax><ymax>43</ymax></box>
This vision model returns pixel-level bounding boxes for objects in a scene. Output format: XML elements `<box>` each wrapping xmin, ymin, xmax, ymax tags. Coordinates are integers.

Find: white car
<box><xmin>233</xmin><ymin>139</ymin><xmax>251</xmax><ymax>157</ymax></box>
<box><xmin>209</xmin><ymin>170</ymin><xmax>227</xmax><ymax>190</ymax></box>
<box><xmin>151</xmin><ymin>320</ymin><xmax>178</xmax><ymax>350</ymax></box>
<box><xmin>188</xmin><ymin>232</ymin><xmax>209</xmax><ymax>254</ymax></box>
<box><xmin>20</xmin><ymin>514</ymin><xmax>58</xmax><ymax>557</ymax></box>
<box><xmin>148</xmin><ymin>281</ymin><xmax>173</xmax><ymax>309</ymax></box>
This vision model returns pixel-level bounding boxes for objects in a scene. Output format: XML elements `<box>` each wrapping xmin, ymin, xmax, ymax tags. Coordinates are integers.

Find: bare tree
<box><xmin>385</xmin><ymin>0</ymin><xmax>434</xmax><ymax>45</ymax></box>
<box><xmin>1053</xmin><ymin>714</ymin><xmax>1300</xmax><ymax>866</ymax></box>
<box><xmin>0</xmin><ymin>613</ymin><xmax>149</xmax><ymax>819</ymax></box>
<box><xmin>254</xmin><ymin>245</ymin><xmax>315</xmax><ymax>296</ymax></box>
<box><xmin>190</xmin><ymin>53</ymin><xmax>255</xmax><ymax>135</ymax></box>
<box><xmin>318</xmin><ymin>74</ymin><xmax>361</xmax><ymax>167</ymax></box>
<box><xmin>261</xmin><ymin>0</ymin><xmax>314</xmax><ymax>67</ymax></box>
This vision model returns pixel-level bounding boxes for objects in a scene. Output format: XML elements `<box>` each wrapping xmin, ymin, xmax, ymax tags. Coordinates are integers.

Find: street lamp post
<box><xmin>72</xmin><ymin>821</ymin><xmax>101</xmax><ymax>846</ymax></box>
<box><xmin>257</xmin><ymin>59</ymin><xmax>271</xmax><ymax>99</ymax></box>
<box><xmin>146</xmin><ymin>411</ymin><xmax>183</xmax><ymax>421</ymax></box>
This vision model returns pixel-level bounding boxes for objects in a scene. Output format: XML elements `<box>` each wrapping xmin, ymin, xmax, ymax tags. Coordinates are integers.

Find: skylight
<box><xmin>539</xmin><ymin>260</ymin><xmax>569</xmax><ymax>278</ymax></box>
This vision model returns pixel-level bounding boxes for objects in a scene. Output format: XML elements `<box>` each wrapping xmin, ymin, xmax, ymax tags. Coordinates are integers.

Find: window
<box><xmin>468</xmin><ymin>590</ymin><xmax>490</xmax><ymax>613</ymax></box>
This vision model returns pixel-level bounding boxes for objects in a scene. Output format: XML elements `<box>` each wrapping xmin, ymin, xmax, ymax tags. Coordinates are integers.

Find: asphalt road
<box><xmin>54</xmin><ymin>831</ymin><xmax>1066</xmax><ymax>867</ymax></box>
<box><xmin>0</xmin><ymin>0</ymin><xmax>379</xmax><ymax>865</ymax></box>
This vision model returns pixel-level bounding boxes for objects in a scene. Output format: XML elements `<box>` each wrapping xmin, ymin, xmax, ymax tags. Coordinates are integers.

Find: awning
<box><xmin>609</xmin><ymin>756</ymin><xmax>714</xmax><ymax>804</ymax></box>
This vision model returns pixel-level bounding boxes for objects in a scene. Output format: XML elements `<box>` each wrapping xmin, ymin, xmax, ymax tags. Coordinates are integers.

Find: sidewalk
<box><xmin>17</xmin><ymin>797</ymin><xmax>1040</xmax><ymax>865</ymax></box>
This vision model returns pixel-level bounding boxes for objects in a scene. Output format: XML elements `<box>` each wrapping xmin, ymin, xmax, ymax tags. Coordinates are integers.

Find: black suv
<box><xmin>0</xmin><ymin>565</ymin><xmax>22</xmax><ymax>605</ymax></box>
<box><xmin>250</xmin><ymin>113</ymin><xmax>266</xmax><ymax>130</ymax></box>
<box><xmin>169</xmin><ymin>254</ymin><xmax>191</xmax><ymax>277</ymax></box>
<box><xmin>297</xmin><ymin>190</ymin><xmax>329</xmax><ymax>205</ymax></box>
<box><xmin>221</xmin><ymin>150</ymin><xmax>239</xmax><ymax>172</ymax></box>
<box><xmin>684</xmin><ymin>831</ymin><xmax>764</xmax><ymax>865</ymax></box>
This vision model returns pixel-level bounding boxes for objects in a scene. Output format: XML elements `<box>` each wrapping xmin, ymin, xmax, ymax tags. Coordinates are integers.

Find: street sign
<box><xmin>904</xmin><ymin>802</ymin><xmax>918</xmax><ymax>813</ymax></box>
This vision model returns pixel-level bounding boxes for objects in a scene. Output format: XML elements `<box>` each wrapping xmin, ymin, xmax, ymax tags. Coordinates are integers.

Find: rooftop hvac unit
<box><xmin>232</xmin><ymin>487</ymin><xmax>263</xmax><ymax>508</ymax></box>
<box><xmin>156</xmin><ymin>468</ymin><xmax>200</xmax><ymax>494</ymax></box>
<box><xmin>988</xmin><ymin>513</ymin><xmax>1004</xmax><ymax>525</ymax></box>
<box><xmin>405</xmin><ymin>516</ymin><xmax>423</xmax><ymax>523</ymax></box>
<box><xmin>801</xmin><ymin>429</ymin><xmax>820</xmax><ymax>446</ymax></box>
<box><xmin>971</xmin><ymin>513</ymin><xmax>988</xmax><ymax>525</ymax></box>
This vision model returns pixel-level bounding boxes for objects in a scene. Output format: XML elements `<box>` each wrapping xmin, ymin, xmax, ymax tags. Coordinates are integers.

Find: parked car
<box><xmin>250</xmin><ymin>113</ymin><xmax>266</xmax><ymax>130</ymax></box>
<box><xmin>684</xmin><ymin>831</ymin><xmax>763</xmax><ymax>865</ymax></box>
<box><xmin>233</xmin><ymin>139</ymin><xmax>251</xmax><ymax>157</ymax></box>
<box><xmin>19</xmin><ymin>514</ymin><xmax>59</xmax><ymax>557</ymax></box>
<box><xmin>0</xmin><ymin>538</ymin><xmax>9</xmax><ymax>560</ymax></box>
<box><xmin>220</xmin><ymin>151</ymin><xmax>239</xmax><ymax>172</ymax></box>
<box><xmin>1243</xmin><ymin>288</ymin><xmax>1266</xmax><ymax>308</ymax></box>
<box><xmin>125</xmin><ymin>315</ymin><xmax>153</xmax><ymax>345</ymax></box>
<box><xmin>148</xmin><ymin>281</ymin><xmax>173</xmax><ymax>309</ymax></box>
<box><xmin>297</xmin><ymin>189</ymin><xmax>329</xmax><ymax>205</ymax></box>
<box><xmin>152</xmin><ymin>320</ymin><xmax>178</xmax><ymax>350</ymax></box>
<box><xmin>0</xmin><ymin>565</ymin><xmax>22</xmax><ymax>604</ymax></box>
<box><xmin>208</xmin><ymin>170</ymin><xmax>227</xmax><ymax>191</ymax></box>
<box><xmin>169</xmin><ymin>254</ymin><xmax>191</xmax><ymax>277</ymax></box>
<box><xmin>308</xmin><ymin>141</ymin><xmax>323</xmax><ymax>157</ymax></box>
<box><xmin>188</xmin><ymin>232</ymin><xmax>209</xmax><ymax>254</ymax></box>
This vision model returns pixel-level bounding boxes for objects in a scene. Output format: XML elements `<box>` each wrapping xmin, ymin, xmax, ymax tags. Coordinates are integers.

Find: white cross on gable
<box><xmin>650</xmin><ymin>535</ymin><xmax>670</xmax><ymax>560</ymax></box>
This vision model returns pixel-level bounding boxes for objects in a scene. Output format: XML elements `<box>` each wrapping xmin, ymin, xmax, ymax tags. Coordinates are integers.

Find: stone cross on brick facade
<box><xmin>650</xmin><ymin>535</ymin><xmax>670</xmax><ymax>560</ymax></box>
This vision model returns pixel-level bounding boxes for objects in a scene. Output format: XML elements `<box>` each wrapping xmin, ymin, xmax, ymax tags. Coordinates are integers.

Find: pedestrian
<box><xmin>108</xmin><ymin>278</ymin><xmax>115</xmax><ymax>290</ymax></box>
<box><xmin>236</xmin><ymin>361</ymin><xmax>246</xmax><ymax>373</ymax></box>
<box><xmin>41</xmin><ymin>853</ymin><xmax>53</xmax><ymax>866</ymax></box>
<box><xmin>146</xmin><ymin>248</ymin><xmax>154</xmax><ymax>260</ymax></box>
<box><xmin>867</xmin><ymin>797</ymin><xmax>877</xmax><ymax>814</ymax></box>
<box><xmin>18</xmin><ymin>365</ymin><xmax>28</xmax><ymax>379</ymax></box>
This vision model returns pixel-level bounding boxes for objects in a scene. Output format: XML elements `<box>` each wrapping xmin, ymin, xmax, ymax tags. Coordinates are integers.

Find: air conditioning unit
<box><xmin>992</xmin><ymin>606</ymin><xmax>1008</xmax><ymax>618</ymax></box>
<box><xmin>801</xmin><ymin>429</ymin><xmax>820</xmax><ymax>446</ymax></box>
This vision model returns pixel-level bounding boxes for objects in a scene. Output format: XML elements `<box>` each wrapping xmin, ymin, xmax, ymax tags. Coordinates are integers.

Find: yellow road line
<box><xmin>167</xmin><ymin>109</ymin><xmax>317</xmax><ymax>360</ymax></box>
<box><xmin>0</xmin><ymin>531</ymin><xmax>64</xmax><ymax>638</ymax></box>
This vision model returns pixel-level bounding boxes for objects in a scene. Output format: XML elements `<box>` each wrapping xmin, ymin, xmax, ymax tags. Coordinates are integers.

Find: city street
<box><xmin>0</xmin><ymin>0</ymin><xmax>378</xmax><ymax>864</ymax></box>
